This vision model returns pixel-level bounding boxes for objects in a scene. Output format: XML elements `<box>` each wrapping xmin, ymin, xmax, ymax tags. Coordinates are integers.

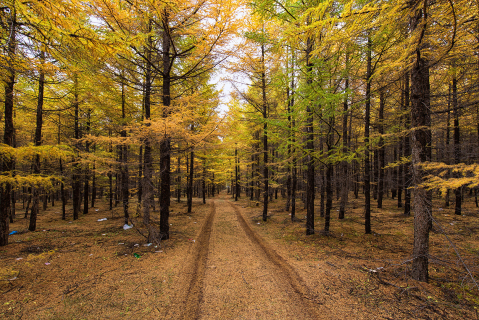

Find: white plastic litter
<box><xmin>143</xmin><ymin>243</ymin><xmax>152</xmax><ymax>247</ymax></box>
<box><xmin>97</xmin><ymin>218</ymin><xmax>107</xmax><ymax>222</ymax></box>
<box><xmin>123</xmin><ymin>224</ymin><xmax>133</xmax><ymax>230</ymax></box>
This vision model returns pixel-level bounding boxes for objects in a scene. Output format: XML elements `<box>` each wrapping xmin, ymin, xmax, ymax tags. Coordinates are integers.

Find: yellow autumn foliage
<box><xmin>421</xmin><ymin>162</ymin><xmax>479</xmax><ymax>195</ymax></box>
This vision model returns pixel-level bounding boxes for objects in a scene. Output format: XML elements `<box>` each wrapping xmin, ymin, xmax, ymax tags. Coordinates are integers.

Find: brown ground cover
<box><xmin>1</xmin><ymin>192</ymin><xmax>478</xmax><ymax>319</ymax></box>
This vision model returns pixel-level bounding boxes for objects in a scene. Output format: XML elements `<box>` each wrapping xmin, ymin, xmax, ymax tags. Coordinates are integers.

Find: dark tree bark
<box><xmin>410</xmin><ymin>2</ymin><xmax>432</xmax><ymax>282</ymax></box>
<box><xmin>159</xmin><ymin>12</ymin><xmax>172</xmax><ymax>240</ymax></box>
<box><xmin>260</xmin><ymin>42</ymin><xmax>269</xmax><ymax>221</ymax></box>
<box><xmin>339</xmin><ymin>51</ymin><xmax>349</xmax><ymax>219</ymax></box>
<box><xmin>404</xmin><ymin>74</ymin><xmax>412</xmax><ymax>216</ymax></box>
<box><xmin>91</xmin><ymin>161</ymin><xmax>96</xmax><ymax>208</ymax></box>
<box><xmin>253</xmin><ymin>130</ymin><xmax>260</xmax><ymax>202</ymax></box>
<box><xmin>305</xmin><ymin>34</ymin><xmax>315</xmax><ymax>235</ymax></box>
<box><xmin>60</xmin><ymin>158</ymin><xmax>66</xmax><ymax>220</ymax></box>
<box><xmin>142</xmin><ymin>32</ymin><xmax>153</xmax><ymax>227</ymax></box>
<box><xmin>250</xmin><ymin>161</ymin><xmax>254</xmax><ymax>201</ymax></box>
<box><xmin>83</xmin><ymin>109</ymin><xmax>91</xmax><ymax>215</ymax></box>
<box><xmin>212</xmin><ymin>172</ymin><xmax>216</xmax><ymax>197</ymax></box>
<box><xmin>445</xmin><ymin>86</ymin><xmax>451</xmax><ymax>207</ymax></box>
<box><xmin>120</xmin><ymin>80</ymin><xmax>129</xmax><ymax>225</ymax></box>
<box><xmin>364</xmin><ymin>35</ymin><xmax>372</xmax><ymax>234</ymax></box>
<box><xmin>24</xmin><ymin>188</ymin><xmax>31</xmax><ymax>219</ymax></box>
<box><xmin>324</xmin><ymin>118</ymin><xmax>334</xmax><ymax>234</ymax></box>
<box><xmin>10</xmin><ymin>189</ymin><xmax>15</xmax><ymax>223</ymax></box>
<box><xmin>393</xmin><ymin>146</ymin><xmax>398</xmax><ymax>200</ymax></box>
<box><xmin>187</xmin><ymin>151</ymin><xmax>194</xmax><ymax>213</ymax></box>
<box><xmin>377</xmin><ymin>89</ymin><xmax>385</xmax><ymax>209</ymax></box>
<box><xmin>285</xmin><ymin>56</ymin><xmax>295</xmax><ymax>214</ymax></box>
<box><xmin>109</xmin><ymin>142</ymin><xmax>113</xmax><ymax>211</ymax></box>
<box><xmin>235</xmin><ymin>146</ymin><xmax>239</xmax><ymax>201</ymax></box>
<box><xmin>452</xmin><ymin>74</ymin><xmax>461</xmax><ymax>215</ymax></box>
<box><xmin>138</xmin><ymin>145</ymin><xmax>143</xmax><ymax>204</ymax></box>
<box><xmin>291</xmin><ymin>116</ymin><xmax>297</xmax><ymax>221</ymax></box>
<box><xmin>398</xmin><ymin>115</ymin><xmax>403</xmax><ymax>208</ymax></box>
<box><xmin>72</xmin><ymin>75</ymin><xmax>81</xmax><ymax>221</ymax></box>
<box><xmin>202</xmin><ymin>161</ymin><xmax>206</xmax><ymax>204</ymax></box>
<box><xmin>177</xmin><ymin>153</ymin><xmax>181</xmax><ymax>203</ymax></box>
<box><xmin>30</xmin><ymin>49</ymin><xmax>45</xmax><ymax>232</ymax></box>
<box><xmin>1</xmin><ymin>10</ymin><xmax>16</xmax><ymax>245</ymax></box>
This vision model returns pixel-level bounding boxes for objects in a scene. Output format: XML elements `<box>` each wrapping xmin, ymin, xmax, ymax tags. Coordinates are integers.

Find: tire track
<box><xmin>229</xmin><ymin>201</ymin><xmax>321</xmax><ymax>319</ymax></box>
<box><xmin>179</xmin><ymin>201</ymin><xmax>216</xmax><ymax>320</ymax></box>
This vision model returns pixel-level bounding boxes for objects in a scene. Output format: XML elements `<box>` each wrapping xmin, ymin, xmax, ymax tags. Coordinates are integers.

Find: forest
<box><xmin>1</xmin><ymin>0</ymin><xmax>479</xmax><ymax>318</ymax></box>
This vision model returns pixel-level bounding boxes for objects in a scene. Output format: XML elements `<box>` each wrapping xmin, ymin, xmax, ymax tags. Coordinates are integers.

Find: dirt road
<box><xmin>170</xmin><ymin>196</ymin><xmax>323</xmax><ymax>320</ymax></box>
<box><xmin>2</xmin><ymin>191</ymin><xmax>475</xmax><ymax>319</ymax></box>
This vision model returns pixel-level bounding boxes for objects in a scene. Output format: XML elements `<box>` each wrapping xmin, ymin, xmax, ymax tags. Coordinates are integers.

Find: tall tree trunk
<box><xmin>159</xmin><ymin>11</ymin><xmax>172</xmax><ymax>240</ymax></box>
<box><xmin>60</xmin><ymin>159</ymin><xmax>66</xmax><ymax>220</ymax></box>
<box><xmin>250</xmin><ymin>163</ymin><xmax>254</xmax><ymax>201</ymax></box>
<box><xmin>177</xmin><ymin>153</ymin><xmax>181</xmax><ymax>203</ymax></box>
<box><xmin>398</xmin><ymin>85</ymin><xmax>404</xmax><ymax>208</ymax></box>
<box><xmin>202</xmin><ymin>160</ymin><xmax>206</xmax><ymax>204</ymax></box>
<box><xmin>305</xmin><ymin>34</ymin><xmax>315</xmax><ymax>235</ymax></box>
<box><xmin>1</xmin><ymin>6</ymin><xmax>16</xmax><ymax>246</ymax></box>
<box><xmin>261</xmin><ymin>42</ymin><xmax>269</xmax><ymax>222</ymax></box>
<box><xmin>286</xmin><ymin>56</ymin><xmax>295</xmax><ymax>213</ymax></box>
<box><xmin>72</xmin><ymin>75</ymin><xmax>81</xmax><ymax>220</ymax></box>
<box><xmin>377</xmin><ymin>89</ymin><xmax>385</xmax><ymax>209</ymax></box>
<box><xmin>235</xmin><ymin>146</ymin><xmax>239</xmax><ymax>201</ymax></box>
<box><xmin>445</xmin><ymin>86</ymin><xmax>451</xmax><ymax>207</ymax></box>
<box><xmin>30</xmin><ymin>49</ymin><xmax>45</xmax><ymax>232</ymax></box>
<box><xmin>120</xmin><ymin>79</ymin><xmax>129</xmax><ymax>225</ymax></box>
<box><xmin>453</xmin><ymin>74</ymin><xmax>461</xmax><ymax>215</ymax></box>
<box><xmin>236</xmin><ymin>155</ymin><xmax>240</xmax><ymax>199</ymax></box>
<box><xmin>57</xmin><ymin>112</ymin><xmax>64</xmax><ymax>219</ymax></box>
<box><xmin>138</xmin><ymin>145</ymin><xmax>143</xmax><ymax>204</ymax></box>
<box><xmin>324</xmin><ymin>118</ymin><xmax>334</xmax><ymax>234</ymax></box>
<box><xmin>292</xmin><ymin>116</ymin><xmax>297</xmax><ymax>221</ymax></box>
<box><xmin>142</xmin><ymin>28</ymin><xmax>153</xmax><ymax>227</ymax></box>
<box><xmin>253</xmin><ymin>131</ymin><xmax>260</xmax><ymax>202</ymax></box>
<box><xmin>108</xmin><ymin>131</ymin><xmax>113</xmax><ymax>210</ymax></box>
<box><xmin>339</xmin><ymin>51</ymin><xmax>349</xmax><ymax>219</ymax></box>
<box><xmin>319</xmin><ymin>135</ymin><xmax>325</xmax><ymax>217</ymax></box>
<box><xmin>212</xmin><ymin>172</ymin><xmax>216</xmax><ymax>197</ymax></box>
<box><xmin>187</xmin><ymin>151</ymin><xmax>194</xmax><ymax>213</ymax></box>
<box><xmin>364</xmin><ymin>35</ymin><xmax>372</xmax><ymax>234</ymax></box>
<box><xmin>91</xmin><ymin>161</ymin><xmax>96</xmax><ymax>208</ymax></box>
<box><xmin>410</xmin><ymin>2</ymin><xmax>432</xmax><ymax>282</ymax></box>
<box><xmin>404</xmin><ymin>74</ymin><xmax>412</xmax><ymax>216</ymax></box>
<box><xmin>83</xmin><ymin>109</ymin><xmax>91</xmax><ymax>215</ymax></box>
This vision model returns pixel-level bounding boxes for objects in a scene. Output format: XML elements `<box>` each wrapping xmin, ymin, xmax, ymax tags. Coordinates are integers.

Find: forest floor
<box><xmin>1</xmin><ymin>191</ymin><xmax>479</xmax><ymax>319</ymax></box>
